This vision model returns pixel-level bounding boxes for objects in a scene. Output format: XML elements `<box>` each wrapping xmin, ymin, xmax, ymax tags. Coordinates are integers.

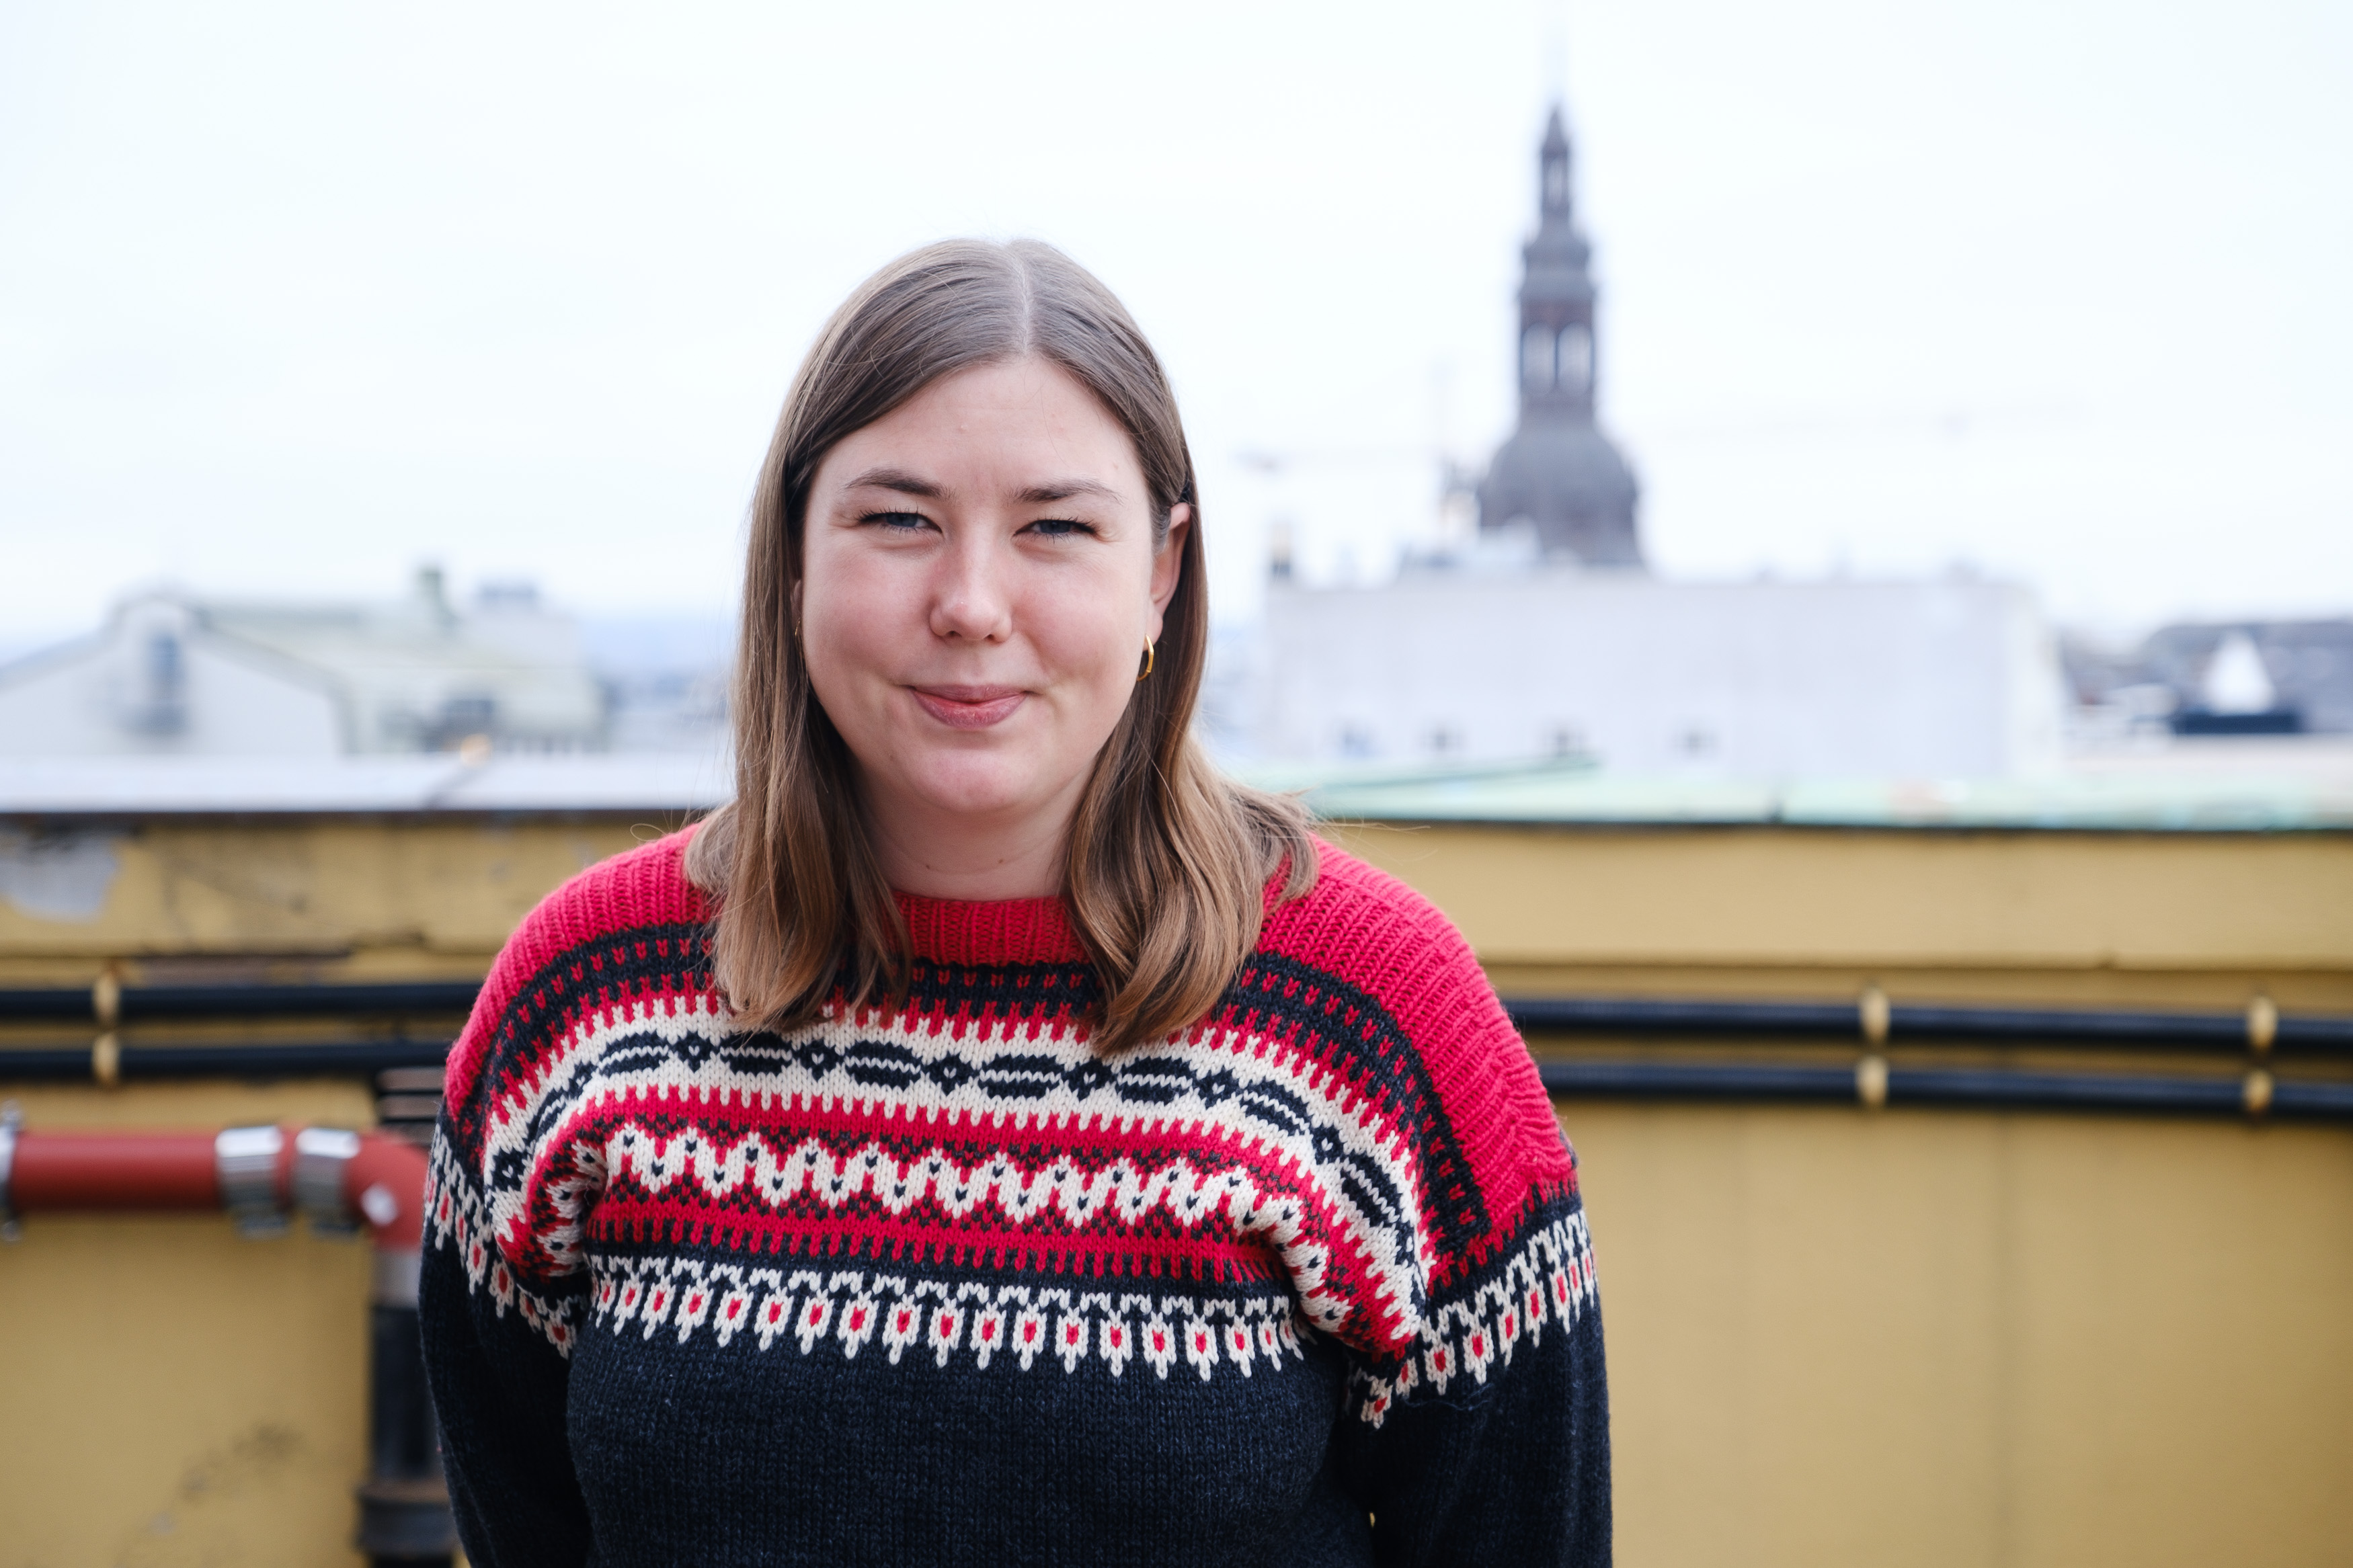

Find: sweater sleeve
<box><xmin>418</xmin><ymin>841</ymin><xmax>697</xmax><ymax>1565</ymax></box>
<box><xmin>419</xmin><ymin>1127</ymin><xmax>592</xmax><ymax>1567</ymax></box>
<box><xmin>1264</xmin><ymin>847</ymin><xmax>1611</xmax><ymax>1565</ymax></box>
<box><xmin>1332</xmin><ymin>1177</ymin><xmax>1610</xmax><ymax>1565</ymax></box>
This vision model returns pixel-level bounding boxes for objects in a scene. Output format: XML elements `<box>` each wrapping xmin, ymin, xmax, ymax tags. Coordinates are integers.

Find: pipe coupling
<box><xmin>0</xmin><ymin>1100</ymin><xmax>19</xmax><ymax>1241</ymax></box>
<box><xmin>214</xmin><ymin>1125</ymin><xmax>287</xmax><ymax>1237</ymax></box>
<box><xmin>373</xmin><ymin>1245</ymin><xmax>423</xmax><ymax>1307</ymax></box>
<box><xmin>292</xmin><ymin>1126</ymin><xmax>363</xmax><ymax>1235</ymax></box>
<box><xmin>356</xmin><ymin>1475</ymin><xmax>458</xmax><ymax>1559</ymax></box>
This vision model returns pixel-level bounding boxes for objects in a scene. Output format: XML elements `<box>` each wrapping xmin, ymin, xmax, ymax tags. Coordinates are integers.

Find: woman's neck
<box><xmin>859</xmin><ymin>774</ymin><xmax>1080</xmax><ymax>902</ymax></box>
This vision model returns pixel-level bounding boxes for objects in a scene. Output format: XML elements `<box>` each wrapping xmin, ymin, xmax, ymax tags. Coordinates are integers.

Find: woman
<box><xmin>422</xmin><ymin>239</ymin><xmax>1609</xmax><ymax>1565</ymax></box>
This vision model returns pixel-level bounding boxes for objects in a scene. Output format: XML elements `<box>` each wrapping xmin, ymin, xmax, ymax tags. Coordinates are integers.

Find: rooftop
<box><xmin>1256</xmin><ymin>753</ymin><xmax>2353</xmax><ymax>831</ymax></box>
<box><xmin>1</xmin><ymin>751</ymin><xmax>2349</xmax><ymax>831</ymax></box>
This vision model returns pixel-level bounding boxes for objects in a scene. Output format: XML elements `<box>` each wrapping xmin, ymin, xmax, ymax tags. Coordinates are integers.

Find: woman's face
<box><xmin>799</xmin><ymin>355</ymin><xmax>1188</xmax><ymax>882</ymax></box>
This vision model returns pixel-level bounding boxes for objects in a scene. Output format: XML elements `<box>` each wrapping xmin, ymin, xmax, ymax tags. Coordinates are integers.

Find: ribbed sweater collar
<box><xmin>892</xmin><ymin>890</ymin><xmax>1088</xmax><ymax>966</ymax></box>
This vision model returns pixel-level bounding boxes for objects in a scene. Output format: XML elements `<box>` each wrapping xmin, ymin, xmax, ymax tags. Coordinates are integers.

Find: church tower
<box><xmin>1476</xmin><ymin>106</ymin><xmax>1644</xmax><ymax>567</ymax></box>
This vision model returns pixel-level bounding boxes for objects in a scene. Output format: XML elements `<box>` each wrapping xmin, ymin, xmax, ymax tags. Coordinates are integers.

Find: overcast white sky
<box><xmin>2</xmin><ymin>0</ymin><xmax>2346</xmax><ymax>649</ymax></box>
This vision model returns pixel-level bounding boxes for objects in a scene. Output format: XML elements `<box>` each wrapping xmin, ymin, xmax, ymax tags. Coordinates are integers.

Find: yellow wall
<box><xmin>0</xmin><ymin>817</ymin><xmax>655</xmax><ymax>983</ymax></box>
<box><xmin>1324</xmin><ymin>821</ymin><xmax>2353</xmax><ymax>1012</ymax></box>
<box><xmin>1569</xmin><ymin>1103</ymin><xmax>2353</xmax><ymax>1568</ymax></box>
<box><xmin>3</xmin><ymin>814</ymin><xmax>2349</xmax><ymax>1564</ymax></box>
<box><xmin>0</xmin><ymin>1080</ymin><xmax>377</xmax><ymax>1568</ymax></box>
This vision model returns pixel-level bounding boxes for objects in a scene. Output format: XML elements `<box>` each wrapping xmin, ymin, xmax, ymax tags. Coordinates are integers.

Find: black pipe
<box><xmin>2278</xmin><ymin>1016</ymin><xmax>2353</xmax><ymax>1050</ymax></box>
<box><xmin>1537</xmin><ymin>1059</ymin><xmax>2353</xmax><ymax>1118</ymax></box>
<box><xmin>5</xmin><ymin>981</ymin><xmax>2347</xmax><ymax>1053</ymax></box>
<box><xmin>1507</xmin><ymin>997</ymin><xmax>1857</xmax><ymax>1037</ymax></box>
<box><xmin>357</xmin><ymin>1303</ymin><xmax>457</xmax><ymax>1565</ymax></box>
<box><xmin>1532</xmin><ymin>1059</ymin><xmax>1856</xmax><ymax>1100</ymax></box>
<box><xmin>1505</xmin><ymin>996</ymin><xmax>2353</xmax><ymax>1052</ymax></box>
<box><xmin>0</xmin><ymin>981</ymin><xmax>481</xmax><ymax>1024</ymax></box>
<box><xmin>0</xmin><ymin>1040</ymin><xmax>453</xmax><ymax>1082</ymax></box>
<box><xmin>1889</xmin><ymin>1004</ymin><xmax>2233</xmax><ymax>1047</ymax></box>
<box><xmin>16</xmin><ymin>1036</ymin><xmax>2348</xmax><ymax>1122</ymax></box>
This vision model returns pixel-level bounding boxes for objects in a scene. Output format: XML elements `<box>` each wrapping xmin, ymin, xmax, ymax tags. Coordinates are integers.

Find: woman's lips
<box><xmin>909</xmin><ymin>685</ymin><xmax>1028</xmax><ymax>730</ymax></box>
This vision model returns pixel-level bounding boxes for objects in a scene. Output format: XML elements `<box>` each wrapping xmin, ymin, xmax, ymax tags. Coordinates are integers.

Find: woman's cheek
<box><xmin>1035</xmin><ymin>560</ymin><xmax>1148</xmax><ymax>673</ymax></box>
<box><xmin>1037</xmin><ymin>616</ymin><xmax>1135</xmax><ymax>723</ymax></box>
<box><xmin>811</xmin><ymin>564</ymin><xmax>918</xmax><ymax>692</ymax></box>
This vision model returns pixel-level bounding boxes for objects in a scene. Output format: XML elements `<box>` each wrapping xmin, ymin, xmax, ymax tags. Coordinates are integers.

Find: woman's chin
<box><xmin>895</xmin><ymin>759</ymin><xmax>1064</xmax><ymax>825</ymax></box>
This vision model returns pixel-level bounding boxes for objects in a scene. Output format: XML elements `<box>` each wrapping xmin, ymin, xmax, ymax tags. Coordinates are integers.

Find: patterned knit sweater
<box><xmin>422</xmin><ymin>829</ymin><xmax>1608</xmax><ymax>1566</ymax></box>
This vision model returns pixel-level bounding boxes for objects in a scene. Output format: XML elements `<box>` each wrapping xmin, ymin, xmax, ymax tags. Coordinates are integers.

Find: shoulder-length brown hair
<box><xmin>688</xmin><ymin>238</ymin><xmax>1315</xmax><ymax>1050</ymax></box>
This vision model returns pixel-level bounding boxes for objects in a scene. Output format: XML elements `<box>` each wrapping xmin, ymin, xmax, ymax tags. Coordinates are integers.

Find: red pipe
<box><xmin>9</xmin><ymin>1130</ymin><xmax>223</xmax><ymax>1210</ymax></box>
<box><xmin>343</xmin><ymin>1132</ymin><xmax>428</xmax><ymax>1251</ymax></box>
<box><xmin>3</xmin><ymin>1123</ymin><xmax>426</xmax><ymax>1249</ymax></box>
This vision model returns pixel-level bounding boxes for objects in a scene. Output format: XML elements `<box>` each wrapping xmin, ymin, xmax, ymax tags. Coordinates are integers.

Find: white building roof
<box><xmin>0</xmin><ymin>573</ymin><xmax>608</xmax><ymax>759</ymax></box>
<box><xmin>0</xmin><ymin>755</ymin><xmax>731</xmax><ymax>815</ymax></box>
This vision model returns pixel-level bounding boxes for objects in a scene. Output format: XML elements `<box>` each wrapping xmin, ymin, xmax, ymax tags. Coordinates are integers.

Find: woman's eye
<box><xmin>1024</xmin><ymin>518</ymin><xmax>1096</xmax><ymax>538</ymax></box>
<box><xmin>862</xmin><ymin>511</ymin><xmax>931</xmax><ymax>531</ymax></box>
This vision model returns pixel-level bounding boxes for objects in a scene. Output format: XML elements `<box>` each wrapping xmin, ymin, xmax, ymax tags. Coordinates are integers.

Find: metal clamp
<box><xmin>90</xmin><ymin>966</ymin><xmax>125</xmax><ymax>1089</ymax></box>
<box><xmin>0</xmin><ymin>1100</ymin><xmax>20</xmax><ymax>1242</ymax></box>
<box><xmin>1855</xmin><ymin>1055</ymin><xmax>1890</xmax><ymax>1110</ymax></box>
<box><xmin>214</xmin><ymin>1125</ymin><xmax>287</xmax><ymax>1237</ymax></box>
<box><xmin>357</xmin><ymin>1476</ymin><xmax>458</xmax><ymax>1559</ymax></box>
<box><xmin>292</xmin><ymin>1127</ymin><xmax>362</xmax><ymax>1235</ymax></box>
<box><xmin>1856</xmin><ymin>985</ymin><xmax>1892</xmax><ymax>1110</ymax></box>
<box><xmin>373</xmin><ymin>1245</ymin><xmax>423</xmax><ymax>1307</ymax></box>
<box><xmin>2244</xmin><ymin>994</ymin><xmax>2280</xmax><ymax>1119</ymax></box>
<box><xmin>1858</xmin><ymin>984</ymin><xmax>1892</xmax><ymax>1047</ymax></box>
<box><xmin>2247</xmin><ymin>995</ymin><xmax>2279</xmax><ymax>1058</ymax></box>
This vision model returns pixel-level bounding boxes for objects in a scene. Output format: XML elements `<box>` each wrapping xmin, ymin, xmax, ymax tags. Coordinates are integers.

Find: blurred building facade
<box><xmin>1255</xmin><ymin>571</ymin><xmax>2063</xmax><ymax>776</ymax></box>
<box><xmin>582</xmin><ymin>616</ymin><xmax>733</xmax><ymax>757</ymax></box>
<box><xmin>0</xmin><ymin>570</ymin><xmax>606</xmax><ymax>757</ymax></box>
<box><xmin>2065</xmin><ymin>618</ymin><xmax>2353</xmax><ymax>740</ymax></box>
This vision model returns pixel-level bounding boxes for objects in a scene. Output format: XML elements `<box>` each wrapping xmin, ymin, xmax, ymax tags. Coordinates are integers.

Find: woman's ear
<box><xmin>1149</xmin><ymin>503</ymin><xmax>1192</xmax><ymax>622</ymax></box>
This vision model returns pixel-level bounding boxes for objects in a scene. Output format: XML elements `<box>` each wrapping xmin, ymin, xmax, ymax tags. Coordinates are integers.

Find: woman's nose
<box><xmin>927</xmin><ymin>534</ymin><xmax>1014</xmax><ymax>644</ymax></box>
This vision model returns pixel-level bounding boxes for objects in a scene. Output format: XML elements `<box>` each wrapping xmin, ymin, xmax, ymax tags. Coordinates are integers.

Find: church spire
<box><xmin>1517</xmin><ymin>104</ymin><xmax>1597</xmax><ymax>421</ymax></box>
<box><xmin>1540</xmin><ymin>107</ymin><xmax>1572</xmax><ymax>223</ymax></box>
<box><xmin>1474</xmin><ymin>102</ymin><xmax>1644</xmax><ymax>568</ymax></box>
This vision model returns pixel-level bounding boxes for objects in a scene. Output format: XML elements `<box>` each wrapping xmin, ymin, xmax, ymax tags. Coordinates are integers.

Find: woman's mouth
<box><xmin>909</xmin><ymin>685</ymin><xmax>1028</xmax><ymax>730</ymax></box>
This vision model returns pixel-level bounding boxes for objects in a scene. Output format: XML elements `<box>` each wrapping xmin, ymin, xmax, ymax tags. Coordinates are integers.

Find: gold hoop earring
<box><xmin>1137</xmin><ymin>640</ymin><xmax>1156</xmax><ymax>682</ymax></box>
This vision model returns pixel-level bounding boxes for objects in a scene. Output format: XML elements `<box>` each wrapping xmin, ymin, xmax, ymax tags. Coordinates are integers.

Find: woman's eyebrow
<box><xmin>841</xmin><ymin>466</ymin><xmax>946</xmax><ymax>499</ymax></box>
<box><xmin>1016</xmin><ymin>479</ymin><xmax>1121</xmax><ymax>505</ymax></box>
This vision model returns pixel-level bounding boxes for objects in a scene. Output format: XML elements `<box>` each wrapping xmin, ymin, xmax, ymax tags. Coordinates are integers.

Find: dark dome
<box><xmin>1476</xmin><ymin>421</ymin><xmax>1642</xmax><ymax>567</ymax></box>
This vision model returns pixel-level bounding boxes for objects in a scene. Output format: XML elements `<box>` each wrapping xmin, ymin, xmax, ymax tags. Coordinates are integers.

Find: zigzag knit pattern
<box><xmin>422</xmin><ymin>830</ymin><xmax>1610</xmax><ymax>1567</ymax></box>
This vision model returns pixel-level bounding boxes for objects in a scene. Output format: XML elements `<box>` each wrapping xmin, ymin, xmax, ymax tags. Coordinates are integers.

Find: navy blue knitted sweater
<box><xmin>421</xmin><ymin>830</ymin><xmax>1609</xmax><ymax>1565</ymax></box>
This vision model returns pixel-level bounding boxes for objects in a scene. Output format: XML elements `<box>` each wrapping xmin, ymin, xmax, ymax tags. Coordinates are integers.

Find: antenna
<box><xmin>1541</xmin><ymin>0</ymin><xmax>1569</xmax><ymax>104</ymax></box>
<box><xmin>1430</xmin><ymin>358</ymin><xmax>1455</xmax><ymax>464</ymax></box>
